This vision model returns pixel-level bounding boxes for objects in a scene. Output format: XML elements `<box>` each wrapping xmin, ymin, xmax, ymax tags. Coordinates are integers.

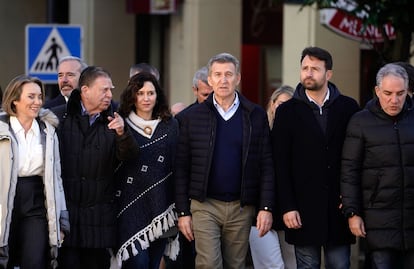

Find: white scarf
<box><xmin>126</xmin><ymin>111</ymin><xmax>160</xmax><ymax>139</ymax></box>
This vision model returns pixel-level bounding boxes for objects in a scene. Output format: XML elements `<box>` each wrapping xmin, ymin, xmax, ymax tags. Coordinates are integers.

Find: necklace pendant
<box><xmin>143</xmin><ymin>126</ymin><xmax>152</xmax><ymax>135</ymax></box>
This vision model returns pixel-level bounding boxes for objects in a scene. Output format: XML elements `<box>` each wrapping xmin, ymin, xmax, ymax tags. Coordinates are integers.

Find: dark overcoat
<box><xmin>272</xmin><ymin>82</ymin><xmax>359</xmax><ymax>246</ymax></box>
<box><xmin>53</xmin><ymin>89</ymin><xmax>138</xmax><ymax>248</ymax></box>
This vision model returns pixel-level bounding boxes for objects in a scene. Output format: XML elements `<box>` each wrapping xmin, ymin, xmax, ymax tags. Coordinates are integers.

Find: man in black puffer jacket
<box><xmin>341</xmin><ymin>63</ymin><xmax>414</xmax><ymax>268</ymax></box>
<box><xmin>175</xmin><ymin>53</ymin><xmax>274</xmax><ymax>269</ymax></box>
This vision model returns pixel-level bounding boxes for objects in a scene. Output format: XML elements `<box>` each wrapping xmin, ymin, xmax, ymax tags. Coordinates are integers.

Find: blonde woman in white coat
<box><xmin>0</xmin><ymin>75</ymin><xmax>69</xmax><ymax>269</ymax></box>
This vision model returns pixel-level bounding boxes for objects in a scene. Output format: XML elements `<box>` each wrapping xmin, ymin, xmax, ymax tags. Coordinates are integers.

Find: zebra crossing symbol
<box><xmin>26</xmin><ymin>24</ymin><xmax>82</xmax><ymax>83</ymax></box>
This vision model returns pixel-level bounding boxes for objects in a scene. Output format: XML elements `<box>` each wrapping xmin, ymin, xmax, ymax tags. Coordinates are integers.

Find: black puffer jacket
<box><xmin>53</xmin><ymin>89</ymin><xmax>138</xmax><ymax>248</ymax></box>
<box><xmin>341</xmin><ymin>97</ymin><xmax>414</xmax><ymax>251</ymax></box>
<box><xmin>174</xmin><ymin>92</ymin><xmax>275</xmax><ymax>216</ymax></box>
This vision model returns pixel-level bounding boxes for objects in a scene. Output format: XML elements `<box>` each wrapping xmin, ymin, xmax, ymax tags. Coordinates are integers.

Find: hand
<box><xmin>256</xmin><ymin>210</ymin><xmax>273</xmax><ymax>237</ymax></box>
<box><xmin>60</xmin><ymin>231</ymin><xmax>65</xmax><ymax>242</ymax></box>
<box><xmin>178</xmin><ymin>216</ymin><xmax>194</xmax><ymax>242</ymax></box>
<box><xmin>283</xmin><ymin>210</ymin><xmax>302</xmax><ymax>229</ymax></box>
<box><xmin>107</xmin><ymin>112</ymin><xmax>125</xmax><ymax>136</ymax></box>
<box><xmin>348</xmin><ymin>215</ymin><xmax>366</xmax><ymax>238</ymax></box>
<box><xmin>339</xmin><ymin>195</ymin><xmax>343</xmax><ymax>209</ymax></box>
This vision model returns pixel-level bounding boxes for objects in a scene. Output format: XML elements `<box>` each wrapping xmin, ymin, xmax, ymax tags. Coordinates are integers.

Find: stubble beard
<box><xmin>303</xmin><ymin>79</ymin><xmax>323</xmax><ymax>92</ymax></box>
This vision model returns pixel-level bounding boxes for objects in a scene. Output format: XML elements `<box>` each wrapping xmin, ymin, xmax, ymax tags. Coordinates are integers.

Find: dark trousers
<box><xmin>165</xmin><ymin>232</ymin><xmax>195</xmax><ymax>269</ymax></box>
<box><xmin>8</xmin><ymin>176</ymin><xmax>48</xmax><ymax>269</ymax></box>
<box><xmin>295</xmin><ymin>244</ymin><xmax>350</xmax><ymax>269</ymax></box>
<box><xmin>57</xmin><ymin>247</ymin><xmax>110</xmax><ymax>269</ymax></box>
<box><xmin>371</xmin><ymin>248</ymin><xmax>414</xmax><ymax>269</ymax></box>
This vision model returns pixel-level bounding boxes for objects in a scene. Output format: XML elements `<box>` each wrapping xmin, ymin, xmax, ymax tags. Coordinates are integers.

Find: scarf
<box><xmin>126</xmin><ymin>111</ymin><xmax>160</xmax><ymax>139</ymax></box>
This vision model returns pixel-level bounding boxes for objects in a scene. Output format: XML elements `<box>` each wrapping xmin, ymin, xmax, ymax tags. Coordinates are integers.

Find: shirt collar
<box><xmin>213</xmin><ymin>92</ymin><xmax>239</xmax><ymax>110</ymax></box>
<box><xmin>10</xmin><ymin>116</ymin><xmax>40</xmax><ymax>137</ymax></box>
<box><xmin>306</xmin><ymin>88</ymin><xmax>330</xmax><ymax>107</ymax></box>
<box><xmin>213</xmin><ymin>92</ymin><xmax>240</xmax><ymax>120</ymax></box>
<box><xmin>80</xmin><ymin>101</ymin><xmax>100</xmax><ymax>125</ymax></box>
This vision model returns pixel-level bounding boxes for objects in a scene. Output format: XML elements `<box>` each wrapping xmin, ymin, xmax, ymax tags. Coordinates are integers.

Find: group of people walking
<box><xmin>0</xmin><ymin>46</ymin><xmax>413</xmax><ymax>269</ymax></box>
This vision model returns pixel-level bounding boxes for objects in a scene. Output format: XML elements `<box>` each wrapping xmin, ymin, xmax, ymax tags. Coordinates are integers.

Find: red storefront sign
<box><xmin>126</xmin><ymin>0</ymin><xmax>177</xmax><ymax>14</ymax></box>
<box><xmin>320</xmin><ymin>9</ymin><xmax>396</xmax><ymax>43</ymax></box>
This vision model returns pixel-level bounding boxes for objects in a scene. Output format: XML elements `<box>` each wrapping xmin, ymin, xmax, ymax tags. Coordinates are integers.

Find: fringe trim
<box><xmin>163</xmin><ymin>233</ymin><xmax>180</xmax><ymax>261</ymax></box>
<box><xmin>110</xmin><ymin>204</ymin><xmax>179</xmax><ymax>269</ymax></box>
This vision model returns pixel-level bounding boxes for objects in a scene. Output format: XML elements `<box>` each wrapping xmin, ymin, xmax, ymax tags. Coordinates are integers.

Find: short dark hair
<box><xmin>300</xmin><ymin>47</ymin><xmax>333</xmax><ymax>70</ymax></box>
<box><xmin>78</xmin><ymin>66</ymin><xmax>112</xmax><ymax>89</ymax></box>
<box><xmin>129</xmin><ymin>63</ymin><xmax>160</xmax><ymax>80</ymax></box>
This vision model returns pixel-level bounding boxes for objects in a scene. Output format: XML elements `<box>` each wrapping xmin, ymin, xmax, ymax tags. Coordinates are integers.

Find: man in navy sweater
<box><xmin>175</xmin><ymin>53</ymin><xmax>274</xmax><ymax>269</ymax></box>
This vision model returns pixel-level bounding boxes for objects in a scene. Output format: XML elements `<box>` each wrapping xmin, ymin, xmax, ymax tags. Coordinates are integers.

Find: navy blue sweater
<box><xmin>207</xmin><ymin>107</ymin><xmax>243</xmax><ymax>201</ymax></box>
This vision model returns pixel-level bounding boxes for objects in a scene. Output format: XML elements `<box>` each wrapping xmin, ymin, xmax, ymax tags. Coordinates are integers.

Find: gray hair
<box><xmin>192</xmin><ymin>66</ymin><xmax>209</xmax><ymax>88</ymax></box>
<box><xmin>58</xmin><ymin>55</ymin><xmax>88</xmax><ymax>72</ymax></box>
<box><xmin>376</xmin><ymin>63</ymin><xmax>409</xmax><ymax>90</ymax></box>
<box><xmin>207</xmin><ymin>53</ymin><xmax>240</xmax><ymax>75</ymax></box>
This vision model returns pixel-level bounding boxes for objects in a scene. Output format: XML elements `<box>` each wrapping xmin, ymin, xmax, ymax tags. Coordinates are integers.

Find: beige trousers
<box><xmin>190</xmin><ymin>198</ymin><xmax>255</xmax><ymax>269</ymax></box>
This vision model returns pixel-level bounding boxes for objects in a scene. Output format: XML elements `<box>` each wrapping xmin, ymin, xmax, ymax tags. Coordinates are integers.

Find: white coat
<box><xmin>0</xmin><ymin>109</ymin><xmax>68</xmax><ymax>254</ymax></box>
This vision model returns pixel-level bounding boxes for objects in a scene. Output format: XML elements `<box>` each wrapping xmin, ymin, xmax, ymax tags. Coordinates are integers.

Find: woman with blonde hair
<box><xmin>266</xmin><ymin>85</ymin><xmax>295</xmax><ymax>129</ymax></box>
<box><xmin>0</xmin><ymin>75</ymin><xmax>68</xmax><ymax>269</ymax></box>
<box><xmin>249</xmin><ymin>85</ymin><xmax>295</xmax><ymax>269</ymax></box>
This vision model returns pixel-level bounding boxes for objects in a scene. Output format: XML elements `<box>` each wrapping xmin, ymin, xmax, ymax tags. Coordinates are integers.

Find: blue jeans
<box><xmin>371</xmin><ymin>249</ymin><xmax>414</xmax><ymax>269</ymax></box>
<box><xmin>295</xmin><ymin>244</ymin><xmax>350</xmax><ymax>269</ymax></box>
<box><xmin>122</xmin><ymin>238</ymin><xmax>167</xmax><ymax>269</ymax></box>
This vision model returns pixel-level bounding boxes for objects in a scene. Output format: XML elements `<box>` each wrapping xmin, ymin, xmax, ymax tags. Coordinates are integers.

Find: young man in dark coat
<box><xmin>272</xmin><ymin>47</ymin><xmax>359</xmax><ymax>269</ymax></box>
<box><xmin>341</xmin><ymin>63</ymin><xmax>414</xmax><ymax>268</ymax></box>
<box><xmin>52</xmin><ymin>66</ymin><xmax>138</xmax><ymax>269</ymax></box>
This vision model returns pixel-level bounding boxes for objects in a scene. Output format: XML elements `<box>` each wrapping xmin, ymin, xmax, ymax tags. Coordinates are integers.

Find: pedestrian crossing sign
<box><xmin>26</xmin><ymin>24</ymin><xmax>83</xmax><ymax>83</ymax></box>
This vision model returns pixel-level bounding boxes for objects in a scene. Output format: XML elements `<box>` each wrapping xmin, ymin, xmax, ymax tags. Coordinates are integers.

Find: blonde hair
<box><xmin>2</xmin><ymin>75</ymin><xmax>44</xmax><ymax>116</ymax></box>
<box><xmin>266</xmin><ymin>85</ymin><xmax>294</xmax><ymax>129</ymax></box>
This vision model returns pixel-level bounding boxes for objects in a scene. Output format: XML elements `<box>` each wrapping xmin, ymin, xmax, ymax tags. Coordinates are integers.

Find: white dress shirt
<box><xmin>10</xmin><ymin>116</ymin><xmax>44</xmax><ymax>177</ymax></box>
<box><xmin>213</xmin><ymin>92</ymin><xmax>240</xmax><ymax>121</ymax></box>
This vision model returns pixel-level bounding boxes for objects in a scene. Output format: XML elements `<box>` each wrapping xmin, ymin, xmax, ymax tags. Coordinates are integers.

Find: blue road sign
<box><xmin>26</xmin><ymin>24</ymin><xmax>83</xmax><ymax>83</ymax></box>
